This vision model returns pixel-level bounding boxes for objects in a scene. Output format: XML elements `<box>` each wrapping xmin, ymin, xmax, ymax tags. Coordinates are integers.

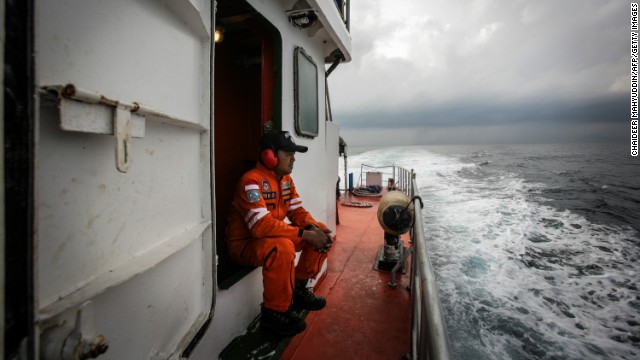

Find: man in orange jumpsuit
<box><xmin>226</xmin><ymin>131</ymin><xmax>333</xmax><ymax>337</ymax></box>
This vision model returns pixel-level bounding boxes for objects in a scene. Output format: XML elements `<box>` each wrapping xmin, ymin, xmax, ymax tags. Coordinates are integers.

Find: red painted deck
<box><xmin>280</xmin><ymin>192</ymin><xmax>412</xmax><ymax>360</ymax></box>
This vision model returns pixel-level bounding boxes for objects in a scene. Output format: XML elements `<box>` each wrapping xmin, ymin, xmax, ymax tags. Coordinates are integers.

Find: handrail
<box><xmin>334</xmin><ymin>0</ymin><xmax>350</xmax><ymax>31</ymax></box>
<box><xmin>348</xmin><ymin>163</ymin><xmax>452</xmax><ymax>358</ymax></box>
<box><xmin>408</xmin><ymin>172</ymin><xmax>452</xmax><ymax>360</ymax></box>
<box><xmin>355</xmin><ymin>164</ymin><xmax>412</xmax><ymax>195</ymax></box>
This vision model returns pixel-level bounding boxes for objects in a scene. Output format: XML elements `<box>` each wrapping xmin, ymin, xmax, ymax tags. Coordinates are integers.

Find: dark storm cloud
<box><xmin>337</xmin><ymin>95</ymin><xmax>627</xmax><ymax>129</ymax></box>
<box><xmin>328</xmin><ymin>0</ymin><xmax>631</xmax><ymax>145</ymax></box>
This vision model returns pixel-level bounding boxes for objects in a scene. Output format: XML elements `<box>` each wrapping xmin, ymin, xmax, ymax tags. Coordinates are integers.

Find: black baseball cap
<box><xmin>262</xmin><ymin>131</ymin><xmax>308</xmax><ymax>153</ymax></box>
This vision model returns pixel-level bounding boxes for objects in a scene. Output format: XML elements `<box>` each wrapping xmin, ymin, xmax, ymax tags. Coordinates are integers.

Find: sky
<box><xmin>327</xmin><ymin>0</ymin><xmax>630</xmax><ymax>146</ymax></box>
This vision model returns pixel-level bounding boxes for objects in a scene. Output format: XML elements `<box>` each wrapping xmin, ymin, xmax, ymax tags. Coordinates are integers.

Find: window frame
<box><xmin>293</xmin><ymin>46</ymin><xmax>319</xmax><ymax>138</ymax></box>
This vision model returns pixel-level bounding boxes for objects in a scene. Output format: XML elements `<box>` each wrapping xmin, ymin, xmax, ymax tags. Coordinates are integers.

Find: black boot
<box><xmin>293</xmin><ymin>280</ymin><xmax>326</xmax><ymax>311</ymax></box>
<box><xmin>260</xmin><ymin>306</ymin><xmax>306</xmax><ymax>337</ymax></box>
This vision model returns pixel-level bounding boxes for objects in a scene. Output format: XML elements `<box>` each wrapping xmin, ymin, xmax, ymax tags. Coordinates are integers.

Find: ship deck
<box><xmin>280</xmin><ymin>191</ymin><xmax>412</xmax><ymax>360</ymax></box>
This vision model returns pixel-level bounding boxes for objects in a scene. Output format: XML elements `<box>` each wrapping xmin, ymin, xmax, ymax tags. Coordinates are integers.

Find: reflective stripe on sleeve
<box><xmin>245</xmin><ymin>207</ymin><xmax>268</xmax><ymax>229</ymax></box>
<box><xmin>288</xmin><ymin>197</ymin><xmax>303</xmax><ymax>212</ymax></box>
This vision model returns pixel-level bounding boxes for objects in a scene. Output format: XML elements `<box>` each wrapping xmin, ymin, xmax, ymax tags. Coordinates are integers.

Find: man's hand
<box><xmin>302</xmin><ymin>227</ymin><xmax>333</xmax><ymax>252</ymax></box>
<box><xmin>318</xmin><ymin>228</ymin><xmax>333</xmax><ymax>253</ymax></box>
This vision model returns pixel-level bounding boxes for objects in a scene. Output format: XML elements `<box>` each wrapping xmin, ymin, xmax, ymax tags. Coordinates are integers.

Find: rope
<box><xmin>352</xmin><ymin>189</ymin><xmax>382</xmax><ymax>197</ymax></box>
<box><xmin>341</xmin><ymin>200</ymin><xmax>373</xmax><ymax>208</ymax></box>
<box><xmin>352</xmin><ymin>186</ymin><xmax>382</xmax><ymax>197</ymax></box>
<box><xmin>409</xmin><ymin>195</ymin><xmax>424</xmax><ymax>209</ymax></box>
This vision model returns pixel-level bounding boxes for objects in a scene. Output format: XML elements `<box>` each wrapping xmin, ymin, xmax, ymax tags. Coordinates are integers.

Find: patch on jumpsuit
<box><xmin>262</xmin><ymin>179</ymin><xmax>271</xmax><ymax>191</ymax></box>
<box><xmin>247</xmin><ymin>189</ymin><xmax>261</xmax><ymax>203</ymax></box>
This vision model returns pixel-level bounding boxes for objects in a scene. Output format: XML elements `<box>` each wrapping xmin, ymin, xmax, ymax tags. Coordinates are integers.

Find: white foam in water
<box><xmin>341</xmin><ymin>146</ymin><xmax>640</xmax><ymax>360</ymax></box>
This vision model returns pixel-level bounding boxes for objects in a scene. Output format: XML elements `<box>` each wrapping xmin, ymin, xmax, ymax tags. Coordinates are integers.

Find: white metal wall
<box><xmin>34</xmin><ymin>0</ymin><xmax>213</xmax><ymax>358</ymax></box>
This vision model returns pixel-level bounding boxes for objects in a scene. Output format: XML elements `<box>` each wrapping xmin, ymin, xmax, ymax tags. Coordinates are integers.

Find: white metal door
<box><xmin>34</xmin><ymin>1</ymin><xmax>213</xmax><ymax>358</ymax></box>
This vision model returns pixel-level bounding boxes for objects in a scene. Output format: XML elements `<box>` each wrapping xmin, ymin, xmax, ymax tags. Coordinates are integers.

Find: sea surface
<box><xmin>340</xmin><ymin>143</ymin><xmax>640</xmax><ymax>360</ymax></box>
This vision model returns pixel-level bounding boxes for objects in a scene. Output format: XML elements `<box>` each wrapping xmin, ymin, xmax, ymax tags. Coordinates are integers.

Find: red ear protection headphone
<box><xmin>261</xmin><ymin>146</ymin><xmax>278</xmax><ymax>169</ymax></box>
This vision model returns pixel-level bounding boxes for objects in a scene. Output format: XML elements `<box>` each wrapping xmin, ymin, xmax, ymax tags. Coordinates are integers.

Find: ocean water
<box><xmin>340</xmin><ymin>143</ymin><xmax>640</xmax><ymax>360</ymax></box>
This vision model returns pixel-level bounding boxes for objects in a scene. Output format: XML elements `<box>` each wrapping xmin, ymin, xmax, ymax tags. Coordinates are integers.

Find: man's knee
<box><xmin>264</xmin><ymin>238</ymin><xmax>296</xmax><ymax>268</ymax></box>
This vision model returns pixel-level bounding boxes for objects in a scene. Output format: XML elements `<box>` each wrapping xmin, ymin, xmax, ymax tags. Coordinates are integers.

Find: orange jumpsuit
<box><xmin>226</xmin><ymin>162</ymin><xmax>328</xmax><ymax>312</ymax></box>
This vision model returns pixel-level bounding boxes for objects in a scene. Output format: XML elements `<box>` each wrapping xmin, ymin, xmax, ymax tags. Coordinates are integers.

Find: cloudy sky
<box><xmin>328</xmin><ymin>0</ymin><xmax>630</xmax><ymax>146</ymax></box>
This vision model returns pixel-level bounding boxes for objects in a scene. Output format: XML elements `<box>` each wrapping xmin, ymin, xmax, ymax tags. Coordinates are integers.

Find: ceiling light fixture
<box><xmin>286</xmin><ymin>9</ymin><xmax>318</xmax><ymax>29</ymax></box>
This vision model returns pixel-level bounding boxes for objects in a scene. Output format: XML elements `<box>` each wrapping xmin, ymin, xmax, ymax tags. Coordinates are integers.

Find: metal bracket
<box><xmin>114</xmin><ymin>107</ymin><xmax>132</xmax><ymax>173</ymax></box>
<box><xmin>41</xmin><ymin>301</ymin><xmax>109</xmax><ymax>360</ymax></box>
<box><xmin>42</xmin><ymin>84</ymin><xmax>207</xmax><ymax>173</ymax></box>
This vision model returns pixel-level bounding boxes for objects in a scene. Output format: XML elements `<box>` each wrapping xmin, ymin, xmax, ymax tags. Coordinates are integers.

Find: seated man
<box><xmin>226</xmin><ymin>131</ymin><xmax>333</xmax><ymax>337</ymax></box>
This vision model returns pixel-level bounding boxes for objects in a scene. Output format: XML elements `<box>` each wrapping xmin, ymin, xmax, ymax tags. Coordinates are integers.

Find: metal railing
<box><xmin>349</xmin><ymin>165</ymin><xmax>452</xmax><ymax>358</ymax></box>
<box><xmin>352</xmin><ymin>164</ymin><xmax>412</xmax><ymax>195</ymax></box>
<box><xmin>397</xmin><ymin>166</ymin><xmax>412</xmax><ymax>195</ymax></box>
<box><xmin>407</xmin><ymin>172</ymin><xmax>452</xmax><ymax>360</ymax></box>
<box><xmin>334</xmin><ymin>0</ymin><xmax>350</xmax><ymax>31</ymax></box>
